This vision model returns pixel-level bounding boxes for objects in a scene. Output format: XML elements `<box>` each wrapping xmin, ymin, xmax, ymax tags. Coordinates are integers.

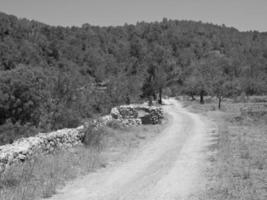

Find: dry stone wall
<box><xmin>0</xmin><ymin>104</ymin><xmax>163</xmax><ymax>174</ymax></box>
<box><xmin>110</xmin><ymin>105</ymin><xmax>163</xmax><ymax>125</ymax></box>
<box><xmin>0</xmin><ymin>126</ymin><xmax>85</xmax><ymax>174</ymax></box>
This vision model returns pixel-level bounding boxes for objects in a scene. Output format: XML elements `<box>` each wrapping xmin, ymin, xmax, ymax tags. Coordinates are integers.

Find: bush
<box><xmin>0</xmin><ymin>66</ymin><xmax>100</xmax><ymax>144</ymax></box>
<box><xmin>106</xmin><ymin>120</ymin><xmax>124</xmax><ymax>130</ymax></box>
<box><xmin>43</xmin><ymin>107</ymin><xmax>82</xmax><ymax>130</ymax></box>
<box><xmin>0</xmin><ymin>65</ymin><xmax>52</xmax><ymax>126</ymax></box>
<box><xmin>0</xmin><ymin>121</ymin><xmax>39</xmax><ymax>145</ymax></box>
<box><xmin>81</xmin><ymin>124</ymin><xmax>107</xmax><ymax>151</ymax></box>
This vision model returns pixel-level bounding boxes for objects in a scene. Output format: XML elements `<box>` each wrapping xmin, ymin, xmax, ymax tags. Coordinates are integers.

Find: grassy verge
<box><xmin>0</xmin><ymin>118</ymin><xmax>168</xmax><ymax>200</ymax></box>
<box><xmin>185</xmin><ymin>100</ymin><xmax>267</xmax><ymax>200</ymax></box>
<box><xmin>0</xmin><ymin>147</ymin><xmax>102</xmax><ymax>199</ymax></box>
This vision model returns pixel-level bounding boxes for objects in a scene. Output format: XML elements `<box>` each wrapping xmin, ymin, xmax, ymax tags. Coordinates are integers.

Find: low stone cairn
<box><xmin>0</xmin><ymin>104</ymin><xmax>163</xmax><ymax>174</ymax></box>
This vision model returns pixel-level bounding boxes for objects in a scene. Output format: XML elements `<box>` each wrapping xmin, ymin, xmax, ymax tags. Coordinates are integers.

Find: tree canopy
<box><xmin>0</xmin><ymin>12</ymin><xmax>267</xmax><ymax>143</ymax></box>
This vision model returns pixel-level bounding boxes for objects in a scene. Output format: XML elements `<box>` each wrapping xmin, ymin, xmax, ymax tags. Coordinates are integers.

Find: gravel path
<box><xmin>47</xmin><ymin>99</ymin><xmax>216</xmax><ymax>200</ymax></box>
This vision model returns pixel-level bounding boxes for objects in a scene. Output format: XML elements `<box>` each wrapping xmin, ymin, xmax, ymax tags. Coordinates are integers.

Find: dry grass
<box><xmin>0</xmin><ymin>117</ymin><xmax>168</xmax><ymax>200</ymax></box>
<box><xmin>0</xmin><ymin>147</ymin><xmax>102</xmax><ymax>200</ymax></box>
<box><xmin>101</xmin><ymin>116</ymin><xmax>169</xmax><ymax>165</ymax></box>
<box><xmin>186</xmin><ymin>100</ymin><xmax>267</xmax><ymax>200</ymax></box>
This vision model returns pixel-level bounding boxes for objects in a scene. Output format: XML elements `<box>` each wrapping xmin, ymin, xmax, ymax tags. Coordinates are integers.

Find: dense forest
<box><xmin>0</xmin><ymin>12</ymin><xmax>267</xmax><ymax>144</ymax></box>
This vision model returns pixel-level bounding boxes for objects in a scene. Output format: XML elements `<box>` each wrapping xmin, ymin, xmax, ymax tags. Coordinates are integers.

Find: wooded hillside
<box><xmin>0</xmin><ymin>12</ymin><xmax>266</xmax><ymax>144</ymax></box>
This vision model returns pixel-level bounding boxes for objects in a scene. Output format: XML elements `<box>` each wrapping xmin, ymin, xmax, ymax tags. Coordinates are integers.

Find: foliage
<box><xmin>0</xmin><ymin>65</ymin><xmax>52</xmax><ymax>126</ymax></box>
<box><xmin>82</xmin><ymin>124</ymin><xmax>107</xmax><ymax>151</ymax></box>
<box><xmin>0</xmin><ymin>12</ymin><xmax>267</xmax><ymax>142</ymax></box>
<box><xmin>0</xmin><ymin>120</ymin><xmax>39</xmax><ymax>145</ymax></box>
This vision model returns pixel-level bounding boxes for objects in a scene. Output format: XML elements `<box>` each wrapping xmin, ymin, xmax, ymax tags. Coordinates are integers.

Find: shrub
<box><xmin>81</xmin><ymin>124</ymin><xmax>107</xmax><ymax>151</ymax></box>
<box><xmin>106</xmin><ymin>120</ymin><xmax>124</xmax><ymax>130</ymax></box>
<box><xmin>0</xmin><ymin>121</ymin><xmax>39</xmax><ymax>145</ymax></box>
<box><xmin>0</xmin><ymin>65</ymin><xmax>52</xmax><ymax>126</ymax></box>
<box><xmin>45</xmin><ymin>107</ymin><xmax>82</xmax><ymax>130</ymax></box>
<box><xmin>0</xmin><ymin>66</ymin><xmax>99</xmax><ymax>144</ymax></box>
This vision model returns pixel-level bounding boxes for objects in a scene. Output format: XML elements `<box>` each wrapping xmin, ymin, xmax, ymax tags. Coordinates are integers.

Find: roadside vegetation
<box><xmin>184</xmin><ymin>96</ymin><xmax>267</xmax><ymax>200</ymax></box>
<box><xmin>0</xmin><ymin>119</ymin><xmax>168</xmax><ymax>200</ymax></box>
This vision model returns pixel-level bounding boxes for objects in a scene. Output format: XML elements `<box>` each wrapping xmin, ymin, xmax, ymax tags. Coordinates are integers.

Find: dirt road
<box><xmin>48</xmin><ymin>99</ymin><xmax>217</xmax><ymax>200</ymax></box>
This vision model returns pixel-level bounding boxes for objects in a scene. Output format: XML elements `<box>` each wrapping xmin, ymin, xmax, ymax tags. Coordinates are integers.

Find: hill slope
<box><xmin>0</xmin><ymin>12</ymin><xmax>266</xmax><ymax>144</ymax></box>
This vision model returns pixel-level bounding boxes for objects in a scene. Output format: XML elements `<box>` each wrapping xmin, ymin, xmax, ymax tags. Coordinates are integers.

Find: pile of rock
<box><xmin>110</xmin><ymin>106</ymin><xmax>138</xmax><ymax>119</ymax></box>
<box><xmin>88</xmin><ymin>115</ymin><xmax>113</xmax><ymax>129</ymax></box>
<box><xmin>115</xmin><ymin>118</ymin><xmax>142</xmax><ymax>127</ymax></box>
<box><xmin>147</xmin><ymin>107</ymin><xmax>164</xmax><ymax>124</ymax></box>
<box><xmin>110</xmin><ymin>105</ymin><xmax>163</xmax><ymax>125</ymax></box>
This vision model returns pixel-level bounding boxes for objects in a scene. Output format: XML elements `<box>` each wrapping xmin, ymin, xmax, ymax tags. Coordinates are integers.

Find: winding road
<box><xmin>48</xmin><ymin>99</ymin><xmax>216</xmax><ymax>200</ymax></box>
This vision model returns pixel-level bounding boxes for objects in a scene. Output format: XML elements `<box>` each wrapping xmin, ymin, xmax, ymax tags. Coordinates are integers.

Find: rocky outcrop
<box><xmin>0</xmin><ymin>104</ymin><xmax>163</xmax><ymax>174</ymax></box>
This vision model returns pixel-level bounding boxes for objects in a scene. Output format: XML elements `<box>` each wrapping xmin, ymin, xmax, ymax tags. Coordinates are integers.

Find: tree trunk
<box><xmin>158</xmin><ymin>88</ymin><xmax>162</xmax><ymax>104</ymax></box>
<box><xmin>200</xmin><ymin>90</ymin><xmax>204</xmax><ymax>104</ymax></box>
<box><xmin>191</xmin><ymin>94</ymin><xmax>195</xmax><ymax>101</ymax></box>
<box><xmin>218</xmin><ymin>97</ymin><xmax>222</xmax><ymax>109</ymax></box>
<box><xmin>126</xmin><ymin>95</ymin><xmax>130</xmax><ymax>105</ymax></box>
<box><xmin>153</xmin><ymin>92</ymin><xmax>157</xmax><ymax>100</ymax></box>
<box><xmin>148</xmin><ymin>96</ymin><xmax>153</xmax><ymax>106</ymax></box>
